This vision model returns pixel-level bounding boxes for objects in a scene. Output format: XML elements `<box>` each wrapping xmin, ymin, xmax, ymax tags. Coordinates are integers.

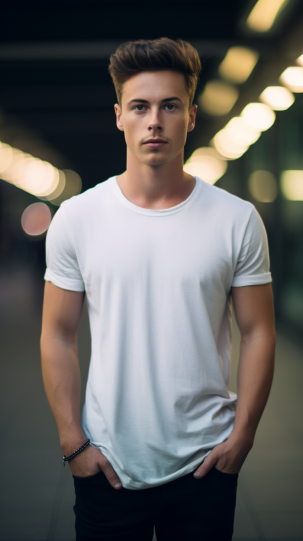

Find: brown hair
<box><xmin>108</xmin><ymin>37</ymin><xmax>201</xmax><ymax>107</ymax></box>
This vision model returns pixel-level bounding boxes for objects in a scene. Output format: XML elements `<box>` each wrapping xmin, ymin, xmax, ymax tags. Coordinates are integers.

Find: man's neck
<box><xmin>117</xmin><ymin>152</ymin><xmax>196</xmax><ymax>210</ymax></box>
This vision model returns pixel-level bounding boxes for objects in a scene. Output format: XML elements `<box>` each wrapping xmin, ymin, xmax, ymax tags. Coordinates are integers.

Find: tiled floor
<box><xmin>0</xmin><ymin>274</ymin><xmax>303</xmax><ymax>540</ymax></box>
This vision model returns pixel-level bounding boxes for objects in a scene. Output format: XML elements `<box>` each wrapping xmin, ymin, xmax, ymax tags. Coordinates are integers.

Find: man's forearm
<box><xmin>41</xmin><ymin>336</ymin><xmax>86</xmax><ymax>453</ymax></box>
<box><xmin>41</xmin><ymin>332</ymin><xmax>123</xmax><ymax>488</ymax></box>
<box><xmin>194</xmin><ymin>284</ymin><xmax>276</xmax><ymax>477</ymax></box>
<box><xmin>193</xmin><ymin>329</ymin><xmax>275</xmax><ymax>477</ymax></box>
<box><xmin>230</xmin><ymin>330</ymin><xmax>276</xmax><ymax>445</ymax></box>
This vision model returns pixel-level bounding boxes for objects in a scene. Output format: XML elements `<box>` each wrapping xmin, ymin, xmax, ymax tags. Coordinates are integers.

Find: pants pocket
<box><xmin>213</xmin><ymin>467</ymin><xmax>238</xmax><ymax>478</ymax></box>
<box><xmin>73</xmin><ymin>470</ymin><xmax>106</xmax><ymax>483</ymax></box>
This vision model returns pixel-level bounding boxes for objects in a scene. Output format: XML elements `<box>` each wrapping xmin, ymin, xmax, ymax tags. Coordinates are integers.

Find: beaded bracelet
<box><xmin>62</xmin><ymin>439</ymin><xmax>91</xmax><ymax>466</ymax></box>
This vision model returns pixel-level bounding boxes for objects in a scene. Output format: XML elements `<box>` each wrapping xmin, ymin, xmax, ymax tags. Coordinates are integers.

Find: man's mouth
<box><xmin>143</xmin><ymin>139</ymin><xmax>168</xmax><ymax>148</ymax></box>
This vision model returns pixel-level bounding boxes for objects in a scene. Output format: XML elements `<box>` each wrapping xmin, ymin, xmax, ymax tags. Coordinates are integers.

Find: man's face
<box><xmin>114</xmin><ymin>70</ymin><xmax>197</xmax><ymax>168</ymax></box>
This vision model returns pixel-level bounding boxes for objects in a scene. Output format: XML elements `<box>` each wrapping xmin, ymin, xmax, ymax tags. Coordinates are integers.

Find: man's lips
<box><xmin>143</xmin><ymin>139</ymin><xmax>168</xmax><ymax>147</ymax></box>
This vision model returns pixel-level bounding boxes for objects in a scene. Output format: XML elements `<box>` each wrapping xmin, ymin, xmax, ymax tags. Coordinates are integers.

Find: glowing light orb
<box><xmin>184</xmin><ymin>147</ymin><xmax>227</xmax><ymax>184</ymax></box>
<box><xmin>21</xmin><ymin>203</ymin><xmax>52</xmax><ymax>237</ymax></box>
<box><xmin>280</xmin><ymin>67</ymin><xmax>303</xmax><ymax>93</ymax></box>
<box><xmin>248</xmin><ymin>171</ymin><xmax>278</xmax><ymax>202</ymax></box>
<box><xmin>241</xmin><ymin>103</ymin><xmax>275</xmax><ymax>131</ymax></box>
<box><xmin>260</xmin><ymin>86</ymin><xmax>294</xmax><ymax>110</ymax></box>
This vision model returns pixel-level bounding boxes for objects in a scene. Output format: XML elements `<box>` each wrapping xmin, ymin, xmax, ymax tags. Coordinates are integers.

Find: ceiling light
<box><xmin>35</xmin><ymin>164</ymin><xmax>60</xmax><ymax>197</ymax></box>
<box><xmin>248</xmin><ymin>170</ymin><xmax>278</xmax><ymax>202</ymax></box>
<box><xmin>297</xmin><ymin>54</ymin><xmax>303</xmax><ymax>66</ymax></box>
<box><xmin>241</xmin><ymin>103</ymin><xmax>275</xmax><ymax>131</ymax></box>
<box><xmin>198</xmin><ymin>81</ymin><xmax>239</xmax><ymax>116</ymax></box>
<box><xmin>280</xmin><ymin>67</ymin><xmax>303</xmax><ymax>92</ymax></box>
<box><xmin>246</xmin><ymin>0</ymin><xmax>289</xmax><ymax>32</ymax></box>
<box><xmin>225</xmin><ymin>117</ymin><xmax>260</xmax><ymax>146</ymax></box>
<box><xmin>281</xmin><ymin>170</ymin><xmax>303</xmax><ymax>200</ymax></box>
<box><xmin>12</xmin><ymin>156</ymin><xmax>36</xmax><ymax>187</ymax></box>
<box><xmin>211</xmin><ymin>130</ymin><xmax>249</xmax><ymax>160</ymax></box>
<box><xmin>0</xmin><ymin>142</ymin><xmax>14</xmax><ymax>173</ymax></box>
<box><xmin>0</xmin><ymin>141</ymin><xmax>82</xmax><ymax>204</ymax></box>
<box><xmin>16</xmin><ymin>158</ymin><xmax>55</xmax><ymax>196</ymax></box>
<box><xmin>45</xmin><ymin>170</ymin><xmax>66</xmax><ymax>200</ymax></box>
<box><xmin>1</xmin><ymin>150</ymin><xmax>27</xmax><ymax>182</ymax></box>
<box><xmin>184</xmin><ymin>147</ymin><xmax>227</xmax><ymax>184</ymax></box>
<box><xmin>50</xmin><ymin>169</ymin><xmax>82</xmax><ymax>206</ymax></box>
<box><xmin>218</xmin><ymin>47</ymin><xmax>259</xmax><ymax>83</ymax></box>
<box><xmin>260</xmin><ymin>86</ymin><xmax>294</xmax><ymax>110</ymax></box>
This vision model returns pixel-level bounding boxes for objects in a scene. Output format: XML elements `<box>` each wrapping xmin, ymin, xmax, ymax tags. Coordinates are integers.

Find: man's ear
<box><xmin>187</xmin><ymin>104</ymin><xmax>198</xmax><ymax>133</ymax></box>
<box><xmin>114</xmin><ymin>104</ymin><xmax>124</xmax><ymax>132</ymax></box>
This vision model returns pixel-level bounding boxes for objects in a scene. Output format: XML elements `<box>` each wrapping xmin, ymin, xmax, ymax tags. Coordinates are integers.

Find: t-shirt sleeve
<box><xmin>44</xmin><ymin>205</ymin><xmax>85</xmax><ymax>292</ymax></box>
<box><xmin>232</xmin><ymin>207</ymin><xmax>272</xmax><ymax>287</ymax></box>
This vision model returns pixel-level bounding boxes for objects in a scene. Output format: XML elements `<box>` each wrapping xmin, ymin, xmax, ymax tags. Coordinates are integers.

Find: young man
<box><xmin>41</xmin><ymin>38</ymin><xmax>275</xmax><ymax>541</ymax></box>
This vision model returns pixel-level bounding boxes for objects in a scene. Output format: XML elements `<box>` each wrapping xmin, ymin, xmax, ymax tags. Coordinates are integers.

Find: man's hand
<box><xmin>68</xmin><ymin>444</ymin><xmax>123</xmax><ymax>489</ymax></box>
<box><xmin>193</xmin><ymin>436</ymin><xmax>252</xmax><ymax>478</ymax></box>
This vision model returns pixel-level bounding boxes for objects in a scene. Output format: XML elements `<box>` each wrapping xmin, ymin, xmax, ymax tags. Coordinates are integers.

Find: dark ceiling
<box><xmin>1</xmin><ymin>0</ymin><xmax>303</xmax><ymax>192</ymax></box>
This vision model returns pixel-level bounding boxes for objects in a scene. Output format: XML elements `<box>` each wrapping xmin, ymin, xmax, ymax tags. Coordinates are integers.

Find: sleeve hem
<box><xmin>44</xmin><ymin>269</ymin><xmax>85</xmax><ymax>292</ymax></box>
<box><xmin>232</xmin><ymin>273</ymin><xmax>272</xmax><ymax>287</ymax></box>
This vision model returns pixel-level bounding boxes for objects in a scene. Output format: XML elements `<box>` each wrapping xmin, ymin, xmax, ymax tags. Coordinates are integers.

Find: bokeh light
<box><xmin>35</xmin><ymin>164</ymin><xmax>60</xmax><ymax>198</ymax></box>
<box><xmin>241</xmin><ymin>103</ymin><xmax>276</xmax><ymax>131</ymax></box>
<box><xmin>10</xmin><ymin>155</ymin><xmax>35</xmax><ymax>186</ymax></box>
<box><xmin>45</xmin><ymin>170</ymin><xmax>66</xmax><ymax>200</ymax></box>
<box><xmin>50</xmin><ymin>169</ymin><xmax>82</xmax><ymax>206</ymax></box>
<box><xmin>218</xmin><ymin>47</ymin><xmax>259</xmax><ymax>83</ymax></box>
<box><xmin>198</xmin><ymin>81</ymin><xmax>239</xmax><ymax>116</ymax></box>
<box><xmin>280</xmin><ymin>67</ymin><xmax>303</xmax><ymax>92</ymax></box>
<box><xmin>211</xmin><ymin>129</ymin><xmax>249</xmax><ymax>160</ymax></box>
<box><xmin>0</xmin><ymin>142</ymin><xmax>14</xmax><ymax>173</ymax></box>
<box><xmin>259</xmin><ymin>86</ymin><xmax>294</xmax><ymax>110</ymax></box>
<box><xmin>14</xmin><ymin>158</ymin><xmax>55</xmax><ymax>196</ymax></box>
<box><xmin>281</xmin><ymin>171</ymin><xmax>303</xmax><ymax>200</ymax></box>
<box><xmin>21</xmin><ymin>203</ymin><xmax>52</xmax><ymax>237</ymax></box>
<box><xmin>225</xmin><ymin>117</ymin><xmax>261</xmax><ymax>146</ymax></box>
<box><xmin>0</xmin><ymin>140</ymin><xmax>82</xmax><ymax>204</ymax></box>
<box><xmin>1</xmin><ymin>149</ymin><xmax>26</xmax><ymax>181</ymax></box>
<box><xmin>246</xmin><ymin>0</ymin><xmax>289</xmax><ymax>32</ymax></box>
<box><xmin>248</xmin><ymin>171</ymin><xmax>278</xmax><ymax>202</ymax></box>
<box><xmin>184</xmin><ymin>147</ymin><xmax>227</xmax><ymax>184</ymax></box>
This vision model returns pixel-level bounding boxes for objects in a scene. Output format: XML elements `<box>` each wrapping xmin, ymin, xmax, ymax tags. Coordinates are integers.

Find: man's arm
<box><xmin>40</xmin><ymin>281</ymin><xmax>122</xmax><ymax>489</ymax></box>
<box><xmin>194</xmin><ymin>283</ymin><xmax>276</xmax><ymax>477</ymax></box>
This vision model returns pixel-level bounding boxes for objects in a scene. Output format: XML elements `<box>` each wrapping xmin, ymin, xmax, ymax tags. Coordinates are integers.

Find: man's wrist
<box><xmin>226</xmin><ymin>415</ymin><xmax>256</xmax><ymax>444</ymax></box>
<box><xmin>228</xmin><ymin>428</ymin><xmax>255</xmax><ymax>450</ymax></box>
<box><xmin>60</xmin><ymin>429</ymin><xmax>88</xmax><ymax>456</ymax></box>
<box><xmin>63</xmin><ymin>438</ymin><xmax>90</xmax><ymax>466</ymax></box>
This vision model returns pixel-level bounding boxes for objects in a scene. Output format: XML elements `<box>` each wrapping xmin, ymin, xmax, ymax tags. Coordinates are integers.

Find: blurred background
<box><xmin>1</xmin><ymin>1</ymin><xmax>303</xmax><ymax>540</ymax></box>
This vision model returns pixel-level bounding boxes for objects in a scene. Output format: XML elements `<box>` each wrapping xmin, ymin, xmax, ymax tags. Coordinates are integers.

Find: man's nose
<box><xmin>147</xmin><ymin>109</ymin><xmax>163</xmax><ymax>131</ymax></box>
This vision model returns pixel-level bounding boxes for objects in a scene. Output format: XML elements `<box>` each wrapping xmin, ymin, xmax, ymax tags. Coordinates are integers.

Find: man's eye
<box><xmin>135</xmin><ymin>105</ymin><xmax>146</xmax><ymax>111</ymax></box>
<box><xmin>165</xmin><ymin>104</ymin><xmax>176</xmax><ymax>111</ymax></box>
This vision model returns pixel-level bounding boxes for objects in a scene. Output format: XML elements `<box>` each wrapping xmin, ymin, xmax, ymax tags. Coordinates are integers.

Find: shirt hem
<box><xmin>232</xmin><ymin>273</ymin><xmax>272</xmax><ymax>287</ymax></box>
<box><xmin>44</xmin><ymin>270</ymin><xmax>85</xmax><ymax>292</ymax></box>
<box><xmin>100</xmin><ymin>448</ymin><xmax>214</xmax><ymax>490</ymax></box>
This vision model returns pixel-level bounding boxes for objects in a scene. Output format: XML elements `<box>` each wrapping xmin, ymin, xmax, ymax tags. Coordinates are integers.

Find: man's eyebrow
<box><xmin>162</xmin><ymin>97</ymin><xmax>183</xmax><ymax>103</ymax></box>
<box><xmin>128</xmin><ymin>97</ymin><xmax>183</xmax><ymax>105</ymax></box>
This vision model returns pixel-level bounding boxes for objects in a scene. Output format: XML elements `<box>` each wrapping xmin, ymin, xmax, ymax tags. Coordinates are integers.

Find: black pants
<box><xmin>73</xmin><ymin>467</ymin><xmax>238</xmax><ymax>541</ymax></box>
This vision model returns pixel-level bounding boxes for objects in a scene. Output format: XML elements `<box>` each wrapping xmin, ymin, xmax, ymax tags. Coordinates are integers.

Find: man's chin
<box><xmin>141</xmin><ymin>155</ymin><xmax>171</xmax><ymax>167</ymax></box>
<box><xmin>143</xmin><ymin>160</ymin><xmax>167</xmax><ymax>167</ymax></box>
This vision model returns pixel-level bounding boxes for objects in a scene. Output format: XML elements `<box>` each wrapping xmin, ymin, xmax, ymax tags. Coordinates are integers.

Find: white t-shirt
<box><xmin>45</xmin><ymin>176</ymin><xmax>272</xmax><ymax>489</ymax></box>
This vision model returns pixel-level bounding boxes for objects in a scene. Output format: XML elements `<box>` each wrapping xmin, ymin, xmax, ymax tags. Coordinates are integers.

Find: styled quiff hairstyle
<box><xmin>108</xmin><ymin>37</ymin><xmax>201</xmax><ymax>107</ymax></box>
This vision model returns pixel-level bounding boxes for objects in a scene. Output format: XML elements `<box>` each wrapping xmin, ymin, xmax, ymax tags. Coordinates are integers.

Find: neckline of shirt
<box><xmin>111</xmin><ymin>176</ymin><xmax>200</xmax><ymax>216</ymax></box>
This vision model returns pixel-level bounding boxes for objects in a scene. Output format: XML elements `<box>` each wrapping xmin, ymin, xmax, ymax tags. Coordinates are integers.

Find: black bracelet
<box><xmin>62</xmin><ymin>439</ymin><xmax>90</xmax><ymax>466</ymax></box>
